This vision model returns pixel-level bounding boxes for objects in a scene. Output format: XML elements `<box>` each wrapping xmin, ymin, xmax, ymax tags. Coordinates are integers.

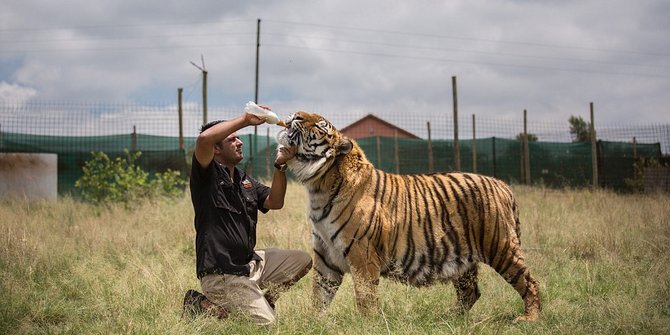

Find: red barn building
<box><xmin>339</xmin><ymin>114</ymin><xmax>419</xmax><ymax>139</ymax></box>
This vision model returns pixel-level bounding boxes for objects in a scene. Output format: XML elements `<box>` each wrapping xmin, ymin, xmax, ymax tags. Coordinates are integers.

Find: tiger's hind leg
<box><xmin>492</xmin><ymin>246</ymin><xmax>541</xmax><ymax>321</ymax></box>
<box><xmin>450</xmin><ymin>265</ymin><xmax>481</xmax><ymax>314</ymax></box>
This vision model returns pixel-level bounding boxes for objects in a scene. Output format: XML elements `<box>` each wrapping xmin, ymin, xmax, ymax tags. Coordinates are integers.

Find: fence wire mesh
<box><xmin>1</xmin><ymin>100</ymin><xmax>668</xmax><ymax>194</ymax></box>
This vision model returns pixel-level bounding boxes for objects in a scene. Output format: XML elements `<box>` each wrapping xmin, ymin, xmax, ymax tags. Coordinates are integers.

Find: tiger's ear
<box><xmin>336</xmin><ymin>138</ymin><xmax>353</xmax><ymax>156</ymax></box>
<box><xmin>326</xmin><ymin>138</ymin><xmax>352</xmax><ymax>158</ymax></box>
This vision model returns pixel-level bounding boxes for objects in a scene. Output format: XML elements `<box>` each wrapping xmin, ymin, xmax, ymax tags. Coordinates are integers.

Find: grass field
<box><xmin>1</xmin><ymin>183</ymin><xmax>669</xmax><ymax>334</ymax></box>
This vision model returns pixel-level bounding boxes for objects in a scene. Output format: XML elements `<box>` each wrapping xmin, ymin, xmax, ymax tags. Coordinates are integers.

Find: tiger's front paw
<box><xmin>513</xmin><ymin>312</ymin><xmax>540</xmax><ymax>322</ymax></box>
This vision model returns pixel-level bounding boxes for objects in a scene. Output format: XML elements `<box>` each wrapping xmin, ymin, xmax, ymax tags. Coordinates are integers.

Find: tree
<box><xmin>516</xmin><ymin>133</ymin><xmax>538</xmax><ymax>142</ymax></box>
<box><xmin>568</xmin><ymin>116</ymin><xmax>592</xmax><ymax>142</ymax></box>
<box><xmin>75</xmin><ymin>150</ymin><xmax>186</xmax><ymax>206</ymax></box>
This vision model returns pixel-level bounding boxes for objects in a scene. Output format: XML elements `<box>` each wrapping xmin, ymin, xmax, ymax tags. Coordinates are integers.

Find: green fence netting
<box><xmin>1</xmin><ymin>132</ymin><xmax>661</xmax><ymax>194</ymax></box>
<box><xmin>1</xmin><ymin>132</ymin><xmax>196</xmax><ymax>194</ymax></box>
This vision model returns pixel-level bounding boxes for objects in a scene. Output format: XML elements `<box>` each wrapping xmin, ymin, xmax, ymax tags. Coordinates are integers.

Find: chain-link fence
<box><xmin>1</xmin><ymin>100</ymin><xmax>668</xmax><ymax>194</ymax></box>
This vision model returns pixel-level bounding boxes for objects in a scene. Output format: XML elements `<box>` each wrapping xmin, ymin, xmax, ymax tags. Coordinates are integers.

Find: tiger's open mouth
<box><xmin>276</xmin><ymin>113</ymin><xmax>328</xmax><ymax>163</ymax></box>
<box><xmin>277</xmin><ymin>113</ymin><xmax>302</xmax><ymax>147</ymax></box>
<box><xmin>276</xmin><ymin>111</ymin><xmax>354</xmax><ymax>182</ymax></box>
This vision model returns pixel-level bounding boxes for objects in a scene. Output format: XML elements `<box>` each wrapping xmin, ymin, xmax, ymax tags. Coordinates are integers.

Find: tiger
<box><xmin>276</xmin><ymin>111</ymin><xmax>541</xmax><ymax>322</ymax></box>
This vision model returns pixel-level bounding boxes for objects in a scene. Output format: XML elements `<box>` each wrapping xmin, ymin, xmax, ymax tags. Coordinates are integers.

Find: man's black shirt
<box><xmin>190</xmin><ymin>155</ymin><xmax>271</xmax><ymax>278</ymax></box>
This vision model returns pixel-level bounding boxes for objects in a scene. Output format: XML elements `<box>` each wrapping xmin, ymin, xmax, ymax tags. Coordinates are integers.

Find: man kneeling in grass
<box><xmin>183</xmin><ymin>112</ymin><xmax>312</xmax><ymax>325</ymax></box>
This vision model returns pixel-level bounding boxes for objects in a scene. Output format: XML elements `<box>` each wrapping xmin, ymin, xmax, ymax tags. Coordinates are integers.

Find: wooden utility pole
<box><xmin>452</xmin><ymin>76</ymin><xmax>461</xmax><ymax>171</ymax></box>
<box><xmin>203</xmin><ymin>69</ymin><xmax>208</xmax><ymax>125</ymax></box>
<box><xmin>190</xmin><ymin>56</ymin><xmax>207</xmax><ymax>125</ymax></box>
<box><xmin>178</xmin><ymin>88</ymin><xmax>184</xmax><ymax>151</ymax></box>
<box><xmin>249</xmin><ymin>18</ymin><xmax>262</xmax><ymax>176</ymax></box>
<box><xmin>255</xmin><ymin>19</ymin><xmax>261</xmax><ymax>105</ymax></box>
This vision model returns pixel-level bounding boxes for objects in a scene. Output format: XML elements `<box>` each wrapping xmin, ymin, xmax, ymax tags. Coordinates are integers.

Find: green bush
<box><xmin>75</xmin><ymin>150</ymin><xmax>186</xmax><ymax>204</ymax></box>
<box><xmin>625</xmin><ymin>157</ymin><xmax>668</xmax><ymax>193</ymax></box>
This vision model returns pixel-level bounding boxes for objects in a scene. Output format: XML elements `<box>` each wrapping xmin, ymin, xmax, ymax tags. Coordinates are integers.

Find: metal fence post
<box><xmin>472</xmin><ymin>114</ymin><xmax>477</xmax><ymax>173</ymax></box>
<box><xmin>523</xmin><ymin>109</ymin><xmax>531</xmax><ymax>185</ymax></box>
<box><xmin>452</xmin><ymin>76</ymin><xmax>461</xmax><ymax>171</ymax></box>
<box><xmin>427</xmin><ymin>121</ymin><xmax>434</xmax><ymax>173</ymax></box>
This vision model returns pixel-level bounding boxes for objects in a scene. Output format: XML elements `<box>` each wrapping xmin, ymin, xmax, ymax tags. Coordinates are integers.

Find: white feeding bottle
<box><xmin>244</xmin><ymin>101</ymin><xmax>288</xmax><ymax>127</ymax></box>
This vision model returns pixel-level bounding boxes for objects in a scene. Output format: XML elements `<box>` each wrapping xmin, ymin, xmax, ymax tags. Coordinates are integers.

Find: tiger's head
<box><xmin>277</xmin><ymin>111</ymin><xmax>353</xmax><ymax>182</ymax></box>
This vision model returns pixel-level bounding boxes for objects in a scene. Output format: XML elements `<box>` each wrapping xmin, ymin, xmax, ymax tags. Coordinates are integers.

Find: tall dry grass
<box><xmin>1</xmin><ymin>183</ymin><xmax>669</xmax><ymax>334</ymax></box>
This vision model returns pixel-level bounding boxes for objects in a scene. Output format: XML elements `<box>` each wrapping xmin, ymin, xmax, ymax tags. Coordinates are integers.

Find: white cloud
<box><xmin>0</xmin><ymin>0</ymin><xmax>668</xmax><ymax>129</ymax></box>
<box><xmin>0</xmin><ymin>82</ymin><xmax>36</xmax><ymax>101</ymax></box>
<box><xmin>13</xmin><ymin>60</ymin><xmax>61</xmax><ymax>86</ymax></box>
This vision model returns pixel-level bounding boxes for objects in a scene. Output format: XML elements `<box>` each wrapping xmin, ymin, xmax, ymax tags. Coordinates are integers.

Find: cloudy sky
<box><xmin>1</xmin><ymin>0</ymin><xmax>669</xmax><ymax>134</ymax></box>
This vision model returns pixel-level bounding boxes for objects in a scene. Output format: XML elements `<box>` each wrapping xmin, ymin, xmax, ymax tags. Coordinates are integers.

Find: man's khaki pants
<box><xmin>200</xmin><ymin>248</ymin><xmax>312</xmax><ymax>325</ymax></box>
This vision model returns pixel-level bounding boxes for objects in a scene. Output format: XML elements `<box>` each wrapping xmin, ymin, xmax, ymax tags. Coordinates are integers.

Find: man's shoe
<box><xmin>182</xmin><ymin>289</ymin><xmax>229</xmax><ymax>319</ymax></box>
<box><xmin>264</xmin><ymin>293</ymin><xmax>276</xmax><ymax>311</ymax></box>
<box><xmin>182</xmin><ymin>289</ymin><xmax>205</xmax><ymax>317</ymax></box>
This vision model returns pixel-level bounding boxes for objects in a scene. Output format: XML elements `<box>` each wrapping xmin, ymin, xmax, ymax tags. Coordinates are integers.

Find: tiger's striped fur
<box><xmin>277</xmin><ymin>111</ymin><xmax>541</xmax><ymax>321</ymax></box>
